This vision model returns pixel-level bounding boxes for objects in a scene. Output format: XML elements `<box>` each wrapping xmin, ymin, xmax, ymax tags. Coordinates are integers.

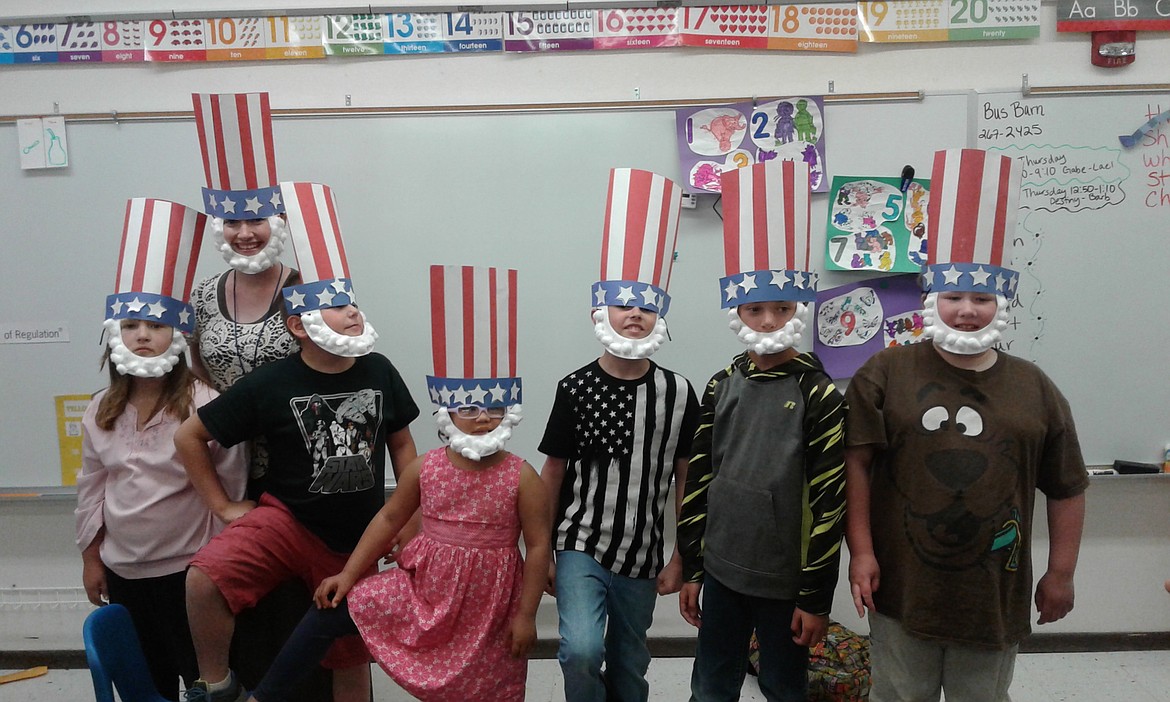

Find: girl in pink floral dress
<box><xmin>248</xmin><ymin>404</ymin><xmax>550</xmax><ymax>702</ymax></box>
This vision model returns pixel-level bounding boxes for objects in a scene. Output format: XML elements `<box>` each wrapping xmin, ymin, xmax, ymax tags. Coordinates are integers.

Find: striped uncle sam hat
<box><xmin>280</xmin><ymin>182</ymin><xmax>357</xmax><ymax>314</ymax></box>
<box><xmin>718</xmin><ymin>159</ymin><xmax>817</xmax><ymax>308</ymax></box>
<box><xmin>923</xmin><ymin>148</ymin><xmax>1022</xmax><ymax>299</ymax></box>
<box><xmin>592</xmin><ymin>168</ymin><xmax>682</xmax><ymax>317</ymax></box>
<box><xmin>192</xmin><ymin>92</ymin><xmax>283</xmax><ymax>219</ymax></box>
<box><xmin>427</xmin><ymin>265</ymin><xmax>521</xmax><ymax>409</ymax></box>
<box><xmin>106</xmin><ymin>198</ymin><xmax>207</xmax><ymax>334</ymax></box>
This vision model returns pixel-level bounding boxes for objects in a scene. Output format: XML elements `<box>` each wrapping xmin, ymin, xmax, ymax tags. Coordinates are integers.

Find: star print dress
<box><xmin>346</xmin><ymin>447</ymin><xmax>526</xmax><ymax>701</ymax></box>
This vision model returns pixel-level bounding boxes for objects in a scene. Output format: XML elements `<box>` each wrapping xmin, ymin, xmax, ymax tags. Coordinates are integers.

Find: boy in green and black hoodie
<box><xmin>677</xmin><ymin>160</ymin><xmax>846</xmax><ymax>702</ymax></box>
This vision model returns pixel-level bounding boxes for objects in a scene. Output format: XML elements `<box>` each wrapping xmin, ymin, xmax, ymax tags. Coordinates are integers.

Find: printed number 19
<box><xmin>860</xmin><ymin>2</ymin><xmax>888</xmax><ymax>27</ymax></box>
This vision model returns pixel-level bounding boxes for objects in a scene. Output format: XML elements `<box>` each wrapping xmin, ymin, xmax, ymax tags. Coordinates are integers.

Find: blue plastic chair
<box><xmin>82</xmin><ymin>604</ymin><xmax>170</xmax><ymax>702</ymax></box>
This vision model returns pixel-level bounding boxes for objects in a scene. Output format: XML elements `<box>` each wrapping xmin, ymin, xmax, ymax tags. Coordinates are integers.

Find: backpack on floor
<box><xmin>748</xmin><ymin>621</ymin><xmax>870</xmax><ymax>701</ymax></box>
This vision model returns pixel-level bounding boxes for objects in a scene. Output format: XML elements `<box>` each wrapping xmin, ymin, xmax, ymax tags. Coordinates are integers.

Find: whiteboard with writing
<box><xmin>977</xmin><ymin>90</ymin><xmax>1170</xmax><ymax>464</ymax></box>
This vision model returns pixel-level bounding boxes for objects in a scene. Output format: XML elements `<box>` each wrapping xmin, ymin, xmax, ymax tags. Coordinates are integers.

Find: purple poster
<box><xmin>813</xmin><ymin>273</ymin><xmax>926</xmax><ymax>380</ymax></box>
<box><xmin>676</xmin><ymin>96</ymin><xmax>827</xmax><ymax>195</ymax></box>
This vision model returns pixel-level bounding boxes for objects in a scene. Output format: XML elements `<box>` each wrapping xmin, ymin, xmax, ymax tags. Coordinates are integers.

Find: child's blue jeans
<box><xmin>689</xmin><ymin>575</ymin><xmax>808</xmax><ymax>702</ymax></box>
<box><xmin>553</xmin><ymin>550</ymin><xmax>658</xmax><ymax>702</ymax></box>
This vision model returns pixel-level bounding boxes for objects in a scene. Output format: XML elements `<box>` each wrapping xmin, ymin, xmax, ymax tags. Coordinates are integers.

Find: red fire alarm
<box><xmin>1091</xmin><ymin>30</ymin><xmax>1136</xmax><ymax>67</ymax></box>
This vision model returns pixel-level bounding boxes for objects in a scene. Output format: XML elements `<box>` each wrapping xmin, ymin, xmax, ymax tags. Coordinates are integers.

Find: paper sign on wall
<box><xmin>676</xmin><ymin>96</ymin><xmax>827</xmax><ymax>195</ymax></box>
<box><xmin>56</xmin><ymin>394</ymin><xmax>90</xmax><ymax>486</ymax></box>
<box><xmin>16</xmin><ymin>117</ymin><xmax>68</xmax><ymax>169</ymax></box>
<box><xmin>824</xmin><ymin>175</ymin><xmax>928</xmax><ymax>273</ymax></box>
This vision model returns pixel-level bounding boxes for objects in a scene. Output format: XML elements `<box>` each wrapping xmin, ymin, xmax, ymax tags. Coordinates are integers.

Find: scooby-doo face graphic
<box><xmin>891</xmin><ymin>381</ymin><xmax>1021</xmax><ymax>572</ymax></box>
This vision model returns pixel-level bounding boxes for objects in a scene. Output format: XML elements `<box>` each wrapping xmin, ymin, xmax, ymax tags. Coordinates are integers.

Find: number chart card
<box><xmin>265</xmin><ymin>16</ymin><xmax>324</xmax><ymax>60</ymax></box>
<box><xmin>593</xmin><ymin>9</ymin><xmax>680</xmax><ymax>50</ymax></box>
<box><xmin>825</xmin><ymin>175</ymin><xmax>930</xmax><ymax>273</ymax></box>
<box><xmin>384</xmin><ymin>13</ymin><xmax>504</xmax><ymax>54</ymax></box>
<box><xmin>676</xmin><ymin>97</ymin><xmax>828</xmax><ymax>195</ymax></box>
<box><xmin>325</xmin><ymin>15</ymin><xmax>386</xmax><ymax>56</ymax></box>
<box><xmin>205</xmin><ymin>18</ymin><xmax>267</xmax><ymax>61</ymax></box>
<box><xmin>813</xmin><ymin>274</ymin><xmax>925</xmax><ymax>380</ymax></box>
<box><xmin>681</xmin><ymin>6</ymin><xmax>770</xmax><ymax>49</ymax></box>
<box><xmin>0</xmin><ymin>26</ymin><xmax>12</xmax><ymax>63</ymax></box>
<box><xmin>100</xmin><ymin>21</ymin><xmax>144</xmax><ymax>62</ymax></box>
<box><xmin>859</xmin><ymin>0</ymin><xmax>1039</xmax><ymax>43</ymax></box>
<box><xmin>505</xmin><ymin>11</ymin><xmax>595</xmax><ymax>52</ymax></box>
<box><xmin>144</xmin><ymin>19</ymin><xmax>206</xmax><ymax>61</ymax></box>
<box><xmin>769</xmin><ymin>3</ymin><xmax>858</xmax><ymax>52</ymax></box>
<box><xmin>10</xmin><ymin>24</ymin><xmax>58</xmax><ymax>63</ymax></box>
<box><xmin>56</xmin><ymin>22</ymin><xmax>101</xmax><ymax>62</ymax></box>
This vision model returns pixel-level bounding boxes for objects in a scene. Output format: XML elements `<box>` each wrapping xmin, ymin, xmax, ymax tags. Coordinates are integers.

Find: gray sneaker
<box><xmin>183</xmin><ymin>673</ymin><xmax>248</xmax><ymax>702</ymax></box>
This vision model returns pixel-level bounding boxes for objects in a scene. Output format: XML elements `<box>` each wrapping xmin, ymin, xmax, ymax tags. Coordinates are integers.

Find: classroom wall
<box><xmin>3</xmin><ymin>2</ymin><xmax>1170</xmax><ymax>650</ymax></box>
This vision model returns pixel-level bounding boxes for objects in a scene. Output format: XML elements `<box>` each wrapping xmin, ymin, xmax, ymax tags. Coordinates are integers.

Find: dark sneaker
<box><xmin>183</xmin><ymin>674</ymin><xmax>248</xmax><ymax>702</ymax></box>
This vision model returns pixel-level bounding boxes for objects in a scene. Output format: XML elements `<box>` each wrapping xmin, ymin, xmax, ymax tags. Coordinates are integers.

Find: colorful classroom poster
<box><xmin>384</xmin><ymin>13</ymin><xmax>504</xmax><ymax>54</ymax></box>
<box><xmin>100</xmin><ymin>21</ymin><xmax>145</xmax><ymax>62</ymax></box>
<box><xmin>593</xmin><ymin>8</ymin><xmax>680</xmax><ymax>50</ymax></box>
<box><xmin>676</xmin><ymin>97</ymin><xmax>827</xmax><ymax>195</ymax></box>
<box><xmin>768</xmin><ymin>3</ymin><xmax>858</xmax><ymax>52</ymax></box>
<box><xmin>505</xmin><ymin>11</ymin><xmax>595</xmax><ymax>51</ymax></box>
<box><xmin>813</xmin><ymin>274</ymin><xmax>925</xmax><ymax>380</ymax></box>
<box><xmin>858</xmin><ymin>0</ymin><xmax>1040</xmax><ymax>43</ymax></box>
<box><xmin>205</xmin><ymin>18</ymin><xmax>267</xmax><ymax>61</ymax></box>
<box><xmin>11</xmin><ymin>24</ymin><xmax>58</xmax><ymax>64</ymax></box>
<box><xmin>56</xmin><ymin>394</ymin><xmax>90</xmax><ymax>486</ymax></box>
<box><xmin>56</xmin><ymin>22</ymin><xmax>101</xmax><ymax>63</ymax></box>
<box><xmin>0</xmin><ymin>26</ymin><xmax>13</xmax><ymax>63</ymax></box>
<box><xmin>263</xmin><ymin>16</ymin><xmax>324</xmax><ymax>60</ymax></box>
<box><xmin>143</xmin><ymin>19</ymin><xmax>206</xmax><ymax>61</ymax></box>
<box><xmin>824</xmin><ymin>175</ymin><xmax>929</xmax><ymax>273</ymax></box>
<box><xmin>680</xmin><ymin>5</ymin><xmax>770</xmax><ymax>49</ymax></box>
<box><xmin>324</xmin><ymin>15</ymin><xmax>385</xmax><ymax>56</ymax></box>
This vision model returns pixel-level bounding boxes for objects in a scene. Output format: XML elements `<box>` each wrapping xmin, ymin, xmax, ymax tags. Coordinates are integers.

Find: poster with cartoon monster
<box><xmin>812</xmin><ymin>273</ymin><xmax>926</xmax><ymax>380</ymax></box>
<box><xmin>824</xmin><ymin>175</ymin><xmax>929</xmax><ymax>273</ymax></box>
<box><xmin>675</xmin><ymin>96</ymin><xmax>827</xmax><ymax>195</ymax></box>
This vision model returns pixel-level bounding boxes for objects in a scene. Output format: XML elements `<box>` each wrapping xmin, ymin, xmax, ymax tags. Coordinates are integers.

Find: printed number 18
<box><xmin>772</xmin><ymin>6</ymin><xmax>800</xmax><ymax>33</ymax></box>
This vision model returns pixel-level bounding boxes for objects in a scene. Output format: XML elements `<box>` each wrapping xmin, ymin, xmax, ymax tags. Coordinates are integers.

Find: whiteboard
<box><xmin>977</xmin><ymin>89</ymin><xmax>1170</xmax><ymax>466</ymax></box>
<box><xmin>0</xmin><ymin>93</ymin><xmax>969</xmax><ymax>487</ymax></box>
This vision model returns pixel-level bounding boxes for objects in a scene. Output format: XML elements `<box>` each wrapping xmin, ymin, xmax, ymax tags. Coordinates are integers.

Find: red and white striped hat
<box><xmin>427</xmin><ymin>265</ymin><xmax>520</xmax><ymax>408</ymax></box>
<box><xmin>593</xmin><ymin>168</ymin><xmax>682</xmax><ymax>316</ymax></box>
<box><xmin>192</xmin><ymin>92</ymin><xmax>283</xmax><ymax>219</ymax></box>
<box><xmin>106</xmin><ymin>198</ymin><xmax>207</xmax><ymax>334</ymax></box>
<box><xmin>923</xmin><ymin>148</ymin><xmax>1021</xmax><ymax>299</ymax></box>
<box><xmin>279</xmin><ymin>182</ymin><xmax>355</xmax><ymax>314</ymax></box>
<box><xmin>718</xmin><ymin>159</ymin><xmax>816</xmax><ymax>308</ymax></box>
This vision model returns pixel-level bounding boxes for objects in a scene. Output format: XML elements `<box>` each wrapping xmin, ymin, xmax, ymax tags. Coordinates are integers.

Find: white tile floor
<box><xmin>4</xmin><ymin>651</ymin><xmax>1170</xmax><ymax>701</ymax></box>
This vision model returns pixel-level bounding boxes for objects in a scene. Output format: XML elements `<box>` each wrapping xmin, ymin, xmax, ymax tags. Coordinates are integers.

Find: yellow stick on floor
<box><xmin>0</xmin><ymin>666</ymin><xmax>49</xmax><ymax>684</ymax></box>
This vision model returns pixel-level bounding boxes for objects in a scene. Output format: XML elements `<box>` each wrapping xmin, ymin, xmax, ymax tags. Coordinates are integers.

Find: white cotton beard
<box><xmin>104</xmin><ymin>318</ymin><xmax>186</xmax><ymax>378</ymax></box>
<box><xmin>728</xmin><ymin>303</ymin><xmax>808</xmax><ymax>356</ymax></box>
<box><xmin>922</xmin><ymin>292</ymin><xmax>1009</xmax><ymax>356</ymax></box>
<box><xmin>591</xmin><ymin>308</ymin><xmax>668</xmax><ymax>360</ymax></box>
<box><xmin>301</xmin><ymin>309</ymin><xmax>378</xmax><ymax>358</ymax></box>
<box><xmin>435</xmin><ymin>405</ymin><xmax>523</xmax><ymax>461</ymax></box>
<box><xmin>211</xmin><ymin>216</ymin><xmax>288</xmax><ymax>274</ymax></box>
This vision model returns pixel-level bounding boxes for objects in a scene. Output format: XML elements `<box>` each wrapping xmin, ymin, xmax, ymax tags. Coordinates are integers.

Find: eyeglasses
<box><xmin>453</xmin><ymin>406</ymin><xmax>506</xmax><ymax>419</ymax></box>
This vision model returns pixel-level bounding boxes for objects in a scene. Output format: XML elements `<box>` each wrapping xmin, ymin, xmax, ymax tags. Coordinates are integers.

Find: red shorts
<box><xmin>190</xmin><ymin>494</ymin><xmax>372</xmax><ymax>669</ymax></box>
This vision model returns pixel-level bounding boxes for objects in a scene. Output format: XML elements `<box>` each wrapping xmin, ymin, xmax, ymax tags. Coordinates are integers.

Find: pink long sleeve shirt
<box><xmin>75</xmin><ymin>382</ymin><xmax>247</xmax><ymax>579</ymax></box>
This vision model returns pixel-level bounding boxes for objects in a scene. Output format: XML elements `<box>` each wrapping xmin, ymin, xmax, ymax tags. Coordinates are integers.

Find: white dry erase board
<box><xmin>975</xmin><ymin>89</ymin><xmax>1170</xmax><ymax>467</ymax></box>
<box><xmin>0</xmin><ymin>91</ymin><xmax>999</xmax><ymax>488</ymax></box>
